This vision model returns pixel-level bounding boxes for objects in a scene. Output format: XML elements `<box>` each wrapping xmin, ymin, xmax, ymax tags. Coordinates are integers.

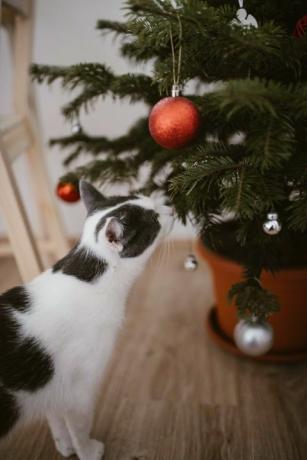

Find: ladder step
<box><xmin>0</xmin><ymin>115</ymin><xmax>31</xmax><ymax>163</ymax></box>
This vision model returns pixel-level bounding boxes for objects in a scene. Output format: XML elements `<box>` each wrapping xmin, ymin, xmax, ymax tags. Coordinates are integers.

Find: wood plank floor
<box><xmin>0</xmin><ymin>242</ymin><xmax>307</xmax><ymax>460</ymax></box>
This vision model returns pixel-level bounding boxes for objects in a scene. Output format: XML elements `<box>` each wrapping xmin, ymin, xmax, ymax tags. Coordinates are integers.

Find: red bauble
<box><xmin>293</xmin><ymin>14</ymin><xmax>307</xmax><ymax>38</ymax></box>
<box><xmin>149</xmin><ymin>96</ymin><xmax>201</xmax><ymax>149</ymax></box>
<box><xmin>56</xmin><ymin>181</ymin><xmax>80</xmax><ymax>203</ymax></box>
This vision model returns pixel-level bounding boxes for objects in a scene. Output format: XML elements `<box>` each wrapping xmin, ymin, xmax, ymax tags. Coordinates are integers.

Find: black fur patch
<box><xmin>0</xmin><ymin>387</ymin><xmax>20</xmax><ymax>437</ymax></box>
<box><xmin>0</xmin><ymin>288</ymin><xmax>54</xmax><ymax>392</ymax></box>
<box><xmin>89</xmin><ymin>195</ymin><xmax>137</xmax><ymax>216</ymax></box>
<box><xmin>53</xmin><ymin>246</ymin><xmax>107</xmax><ymax>282</ymax></box>
<box><xmin>0</xmin><ymin>286</ymin><xmax>30</xmax><ymax>312</ymax></box>
<box><xmin>95</xmin><ymin>204</ymin><xmax>161</xmax><ymax>258</ymax></box>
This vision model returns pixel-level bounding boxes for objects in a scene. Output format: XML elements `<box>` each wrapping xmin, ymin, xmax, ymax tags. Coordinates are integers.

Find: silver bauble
<box><xmin>234</xmin><ymin>319</ymin><xmax>274</xmax><ymax>356</ymax></box>
<box><xmin>184</xmin><ymin>254</ymin><xmax>198</xmax><ymax>272</ymax></box>
<box><xmin>262</xmin><ymin>213</ymin><xmax>282</xmax><ymax>236</ymax></box>
<box><xmin>71</xmin><ymin>122</ymin><xmax>81</xmax><ymax>134</ymax></box>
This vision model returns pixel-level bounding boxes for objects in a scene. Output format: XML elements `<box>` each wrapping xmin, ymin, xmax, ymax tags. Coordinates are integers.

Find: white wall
<box><xmin>0</xmin><ymin>0</ymin><xmax>194</xmax><ymax>239</ymax></box>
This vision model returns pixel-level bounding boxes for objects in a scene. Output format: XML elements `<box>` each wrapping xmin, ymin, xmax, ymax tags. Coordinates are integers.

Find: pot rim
<box><xmin>196</xmin><ymin>238</ymin><xmax>307</xmax><ymax>281</ymax></box>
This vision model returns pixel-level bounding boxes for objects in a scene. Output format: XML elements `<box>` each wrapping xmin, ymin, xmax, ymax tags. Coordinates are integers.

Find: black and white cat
<box><xmin>0</xmin><ymin>181</ymin><xmax>174</xmax><ymax>460</ymax></box>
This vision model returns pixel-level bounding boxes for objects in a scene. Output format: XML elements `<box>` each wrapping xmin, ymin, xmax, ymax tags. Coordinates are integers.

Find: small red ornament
<box><xmin>149</xmin><ymin>88</ymin><xmax>201</xmax><ymax>149</ymax></box>
<box><xmin>56</xmin><ymin>181</ymin><xmax>80</xmax><ymax>203</ymax></box>
<box><xmin>293</xmin><ymin>14</ymin><xmax>307</xmax><ymax>38</ymax></box>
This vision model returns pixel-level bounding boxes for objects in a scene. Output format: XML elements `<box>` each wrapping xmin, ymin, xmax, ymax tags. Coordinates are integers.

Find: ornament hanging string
<box><xmin>169</xmin><ymin>13</ymin><xmax>183</xmax><ymax>88</ymax></box>
<box><xmin>187</xmin><ymin>214</ymin><xmax>195</xmax><ymax>253</ymax></box>
<box><xmin>183</xmin><ymin>214</ymin><xmax>199</xmax><ymax>272</ymax></box>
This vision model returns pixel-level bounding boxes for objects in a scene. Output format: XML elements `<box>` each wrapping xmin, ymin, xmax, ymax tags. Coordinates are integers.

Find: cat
<box><xmin>0</xmin><ymin>181</ymin><xmax>174</xmax><ymax>460</ymax></box>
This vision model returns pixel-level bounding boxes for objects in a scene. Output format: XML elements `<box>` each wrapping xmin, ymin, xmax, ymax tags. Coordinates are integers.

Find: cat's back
<box><xmin>23</xmin><ymin>266</ymin><xmax>126</xmax><ymax>355</ymax></box>
<box><xmin>28</xmin><ymin>266</ymin><xmax>125</xmax><ymax>320</ymax></box>
<box><xmin>25</xmin><ymin>268</ymin><xmax>125</xmax><ymax>393</ymax></box>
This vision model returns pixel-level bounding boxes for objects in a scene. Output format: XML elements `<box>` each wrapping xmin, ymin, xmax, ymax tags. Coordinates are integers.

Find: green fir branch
<box><xmin>228</xmin><ymin>277</ymin><xmax>280</xmax><ymax>321</ymax></box>
<box><xmin>50</xmin><ymin>117</ymin><xmax>156</xmax><ymax>166</ymax></box>
<box><xmin>31</xmin><ymin>64</ymin><xmax>158</xmax><ymax>117</ymax></box>
<box><xmin>96</xmin><ymin>19</ymin><xmax>129</xmax><ymax>34</ymax></box>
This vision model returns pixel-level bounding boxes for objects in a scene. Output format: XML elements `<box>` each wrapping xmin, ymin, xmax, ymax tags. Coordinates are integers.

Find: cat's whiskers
<box><xmin>169</xmin><ymin>237</ymin><xmax>175</xmax><ymax>262</ymax></box>
<box><xmin>162</xmin><ymin>239</ymin><xmax>170</xmax><ymax>269</ymax></box>
<box><xmin>157</xmin><ymin>243</ymin><xmax>165</xmax><ymax>271</ymax></box>
<box><xmin>165</xmin><ymin>238</ymin><xmax>171</xmax><ymax>269</ymax></box>
<box><xmin>154</xmin><ymin>242</ymin><xmax>164</xmax><ymax>272</ymax></box>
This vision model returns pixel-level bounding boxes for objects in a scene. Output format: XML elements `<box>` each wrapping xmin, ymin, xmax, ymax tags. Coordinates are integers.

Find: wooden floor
<box><xmin>0</xmin><ymin>242</ymin><xmax>307</xmax><ymax>460</ymax></box>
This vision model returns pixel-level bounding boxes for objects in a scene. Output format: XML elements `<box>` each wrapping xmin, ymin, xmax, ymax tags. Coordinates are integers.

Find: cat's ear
<box><xmin>80</xmin><ymin>180</ymin><xmax>105</xmax><ymax>213</ymax></box>
<box><xmin>105</xmin><ymin>217</ymin><xmax>124</xmax><ymax>252</ymax></box>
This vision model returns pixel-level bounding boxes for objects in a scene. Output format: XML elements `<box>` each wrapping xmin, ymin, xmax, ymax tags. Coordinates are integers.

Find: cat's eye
<box><xmin>120</xmin><ymin>218</ymin><xmax>129</xmax><ymax>227</ymax></box>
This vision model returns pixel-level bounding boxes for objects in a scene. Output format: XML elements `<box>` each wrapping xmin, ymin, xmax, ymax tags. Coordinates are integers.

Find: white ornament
<box><xmin>184</xmin><ymin>254</ymin><xmax>198</xmax><ymax>272</ymax></box>
<box><xmin>71</xmin><ymin>121</ymin><xmax>81</xmax><ymax>134</ymax></box>
<box><xmin>289</xmin><ymin>190</ymin><xmax>300</xmax><ymax>202</ymax></box>
<box><xmin>158</xmin><ymin>0</ymin><xmax>180</xmax><ymax>9</ymax></box>
<box><xmin>232</xmin><ymin>0</ymin><xmax>258</xmax><ymax>28</ymax></box>
<box><xmin>263</xmin><ymin>213</ymin><xmax>282</xmax><ymax>236</ymax></box>
<box><xmin>234</xmin><ymin>319</ymin><xmax>273</xmax><ymax>356</ymax></box>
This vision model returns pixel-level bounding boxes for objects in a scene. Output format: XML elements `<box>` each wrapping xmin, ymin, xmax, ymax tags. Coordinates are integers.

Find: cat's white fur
<box><xmin>10</xmin><ymin>195</ymin><xmax>173</xmax><ymax>460</ymax></box>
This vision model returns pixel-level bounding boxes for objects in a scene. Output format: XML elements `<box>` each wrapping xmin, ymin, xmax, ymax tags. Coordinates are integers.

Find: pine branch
<box><xmin>31</xmin><ymin>63</ymin><xmax>113</xmax><ymax>89</ymax></box>
<box><xmin>61</xmin><ymin>158</ymin><xmax>137</xmax><ymax>185</ymax></box>
<box><xmin>31</xmin><ymin>64</ymin><xmax>158</xmax><ymax>117</ymax></box>
<box><xmin>96</xmin><ymin>19</ymin><xmax>129</xmax><ymax>34</ymax></box>
<box><xmin>228</xmin><ymin>276</ymin><xmax>280</xmax><ymax>320</ymax></box>
<box><xmin>50</xmin><ymin>117</ymin><xmax>156</xmax><ymax>165</ymax></box>
<box><xmin>244</xmin><ymin>115</ymin><xmax>295</xmax><ymax>171</ymax></box>
<box><xmin>210</xmin><ymin>78</ymin><xmax>282</xmax><ymax>119</ymax></box>
<box><xmin>288</xmin><ymin>193</ymin><xmax>307</xmax><ymax>232</ymax></box>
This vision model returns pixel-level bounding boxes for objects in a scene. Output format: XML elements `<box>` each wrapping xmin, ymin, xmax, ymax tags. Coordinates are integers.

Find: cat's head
<box><xmin>79</xmin><ymin>181</ymin><xmax>174</xmax><ymax>262</ymax></box>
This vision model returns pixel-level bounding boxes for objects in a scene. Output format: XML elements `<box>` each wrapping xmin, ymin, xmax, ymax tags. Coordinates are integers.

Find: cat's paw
<box><xmin>54</xmin><ymin>437</ymin><xmax>75</xmax><ymax>458</ymax></box>
<box><xmin>79</xmin><ymin>439</ymin><xmax>105</xmax><ymax>460</ymax></box>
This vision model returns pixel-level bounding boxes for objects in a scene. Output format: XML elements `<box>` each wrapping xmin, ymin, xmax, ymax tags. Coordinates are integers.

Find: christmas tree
<box><xmin>31</xmin><ymin>0</ymin><xmax>307</xmax><ymax>321</ymax></box>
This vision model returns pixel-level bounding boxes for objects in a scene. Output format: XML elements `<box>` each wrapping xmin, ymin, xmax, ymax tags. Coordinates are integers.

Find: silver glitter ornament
<box><xmin>234</xmin><ymin>319</ymin><xmax>273</xmax><ymax>356</ymax></box>
<box><xmin>263</xmin><ymin>213</ymin><xmax>282</xmax><ymax>236</ymax></box>
<box><xmin>184</xmin><ymin>254</ymin><xmax>198</xmax><ymax>272</ymax></box>
<box><xmin>71</xmin><ymin>121</ymin><xmax>81</xmax><ymax>134</ymax></box>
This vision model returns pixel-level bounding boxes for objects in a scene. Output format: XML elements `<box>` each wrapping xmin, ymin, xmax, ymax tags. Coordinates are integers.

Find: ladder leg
<box><xmin>0</xmin><ymin>151</ymin><xmax>43</xmax><ymax>283</ymax></box>
<box><xmin>12</xmin><ymin>2</ymin><xmax>70</xmax><ymax>261</ymax></box>
<box><xmin>26</xmin><ymin>131</ymin><xmax>71</xmax><ymax>260</ymax></box>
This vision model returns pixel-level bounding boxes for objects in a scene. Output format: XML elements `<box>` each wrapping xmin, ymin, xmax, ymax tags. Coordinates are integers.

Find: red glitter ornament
<box><xmin>56</xmin><ymin>181</ymin><xmax>80</xmax><ymax>203</ymax></box>
<box><xmin>293</xmin><ymin>14</ymin><xmax>307</xmax><ymax>38</ymax></box>
<box><xmin>149</xmin><ymin>92</ymin><xmax>201</xmax><ymax>149</ymax></box>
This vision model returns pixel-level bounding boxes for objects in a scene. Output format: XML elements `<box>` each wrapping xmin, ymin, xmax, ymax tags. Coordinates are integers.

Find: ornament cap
<box><xmin>267</xmin><ymin>212</ymin><xmax>278</xmax><ymax>221</ymax></box>
<box><xmin>71</xmin><ymin>121</ymin><xmax>81</xmax><ymax>134</ymax></box>
<box><xmin>184</xmin><ymin>253</ymin><xmax>198</xmax><ymax>272</ymax></box>
<box><xmin>171</xmin><ymin>84</ymin><xmax>182</xmax><ymax>97</ymax></box>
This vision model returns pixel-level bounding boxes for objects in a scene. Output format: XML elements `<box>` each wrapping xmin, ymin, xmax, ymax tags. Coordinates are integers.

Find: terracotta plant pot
<box><xmin>197</xmin><ymin>239</ymin><xmax>307</xmax><ymax>362</ymax></box>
